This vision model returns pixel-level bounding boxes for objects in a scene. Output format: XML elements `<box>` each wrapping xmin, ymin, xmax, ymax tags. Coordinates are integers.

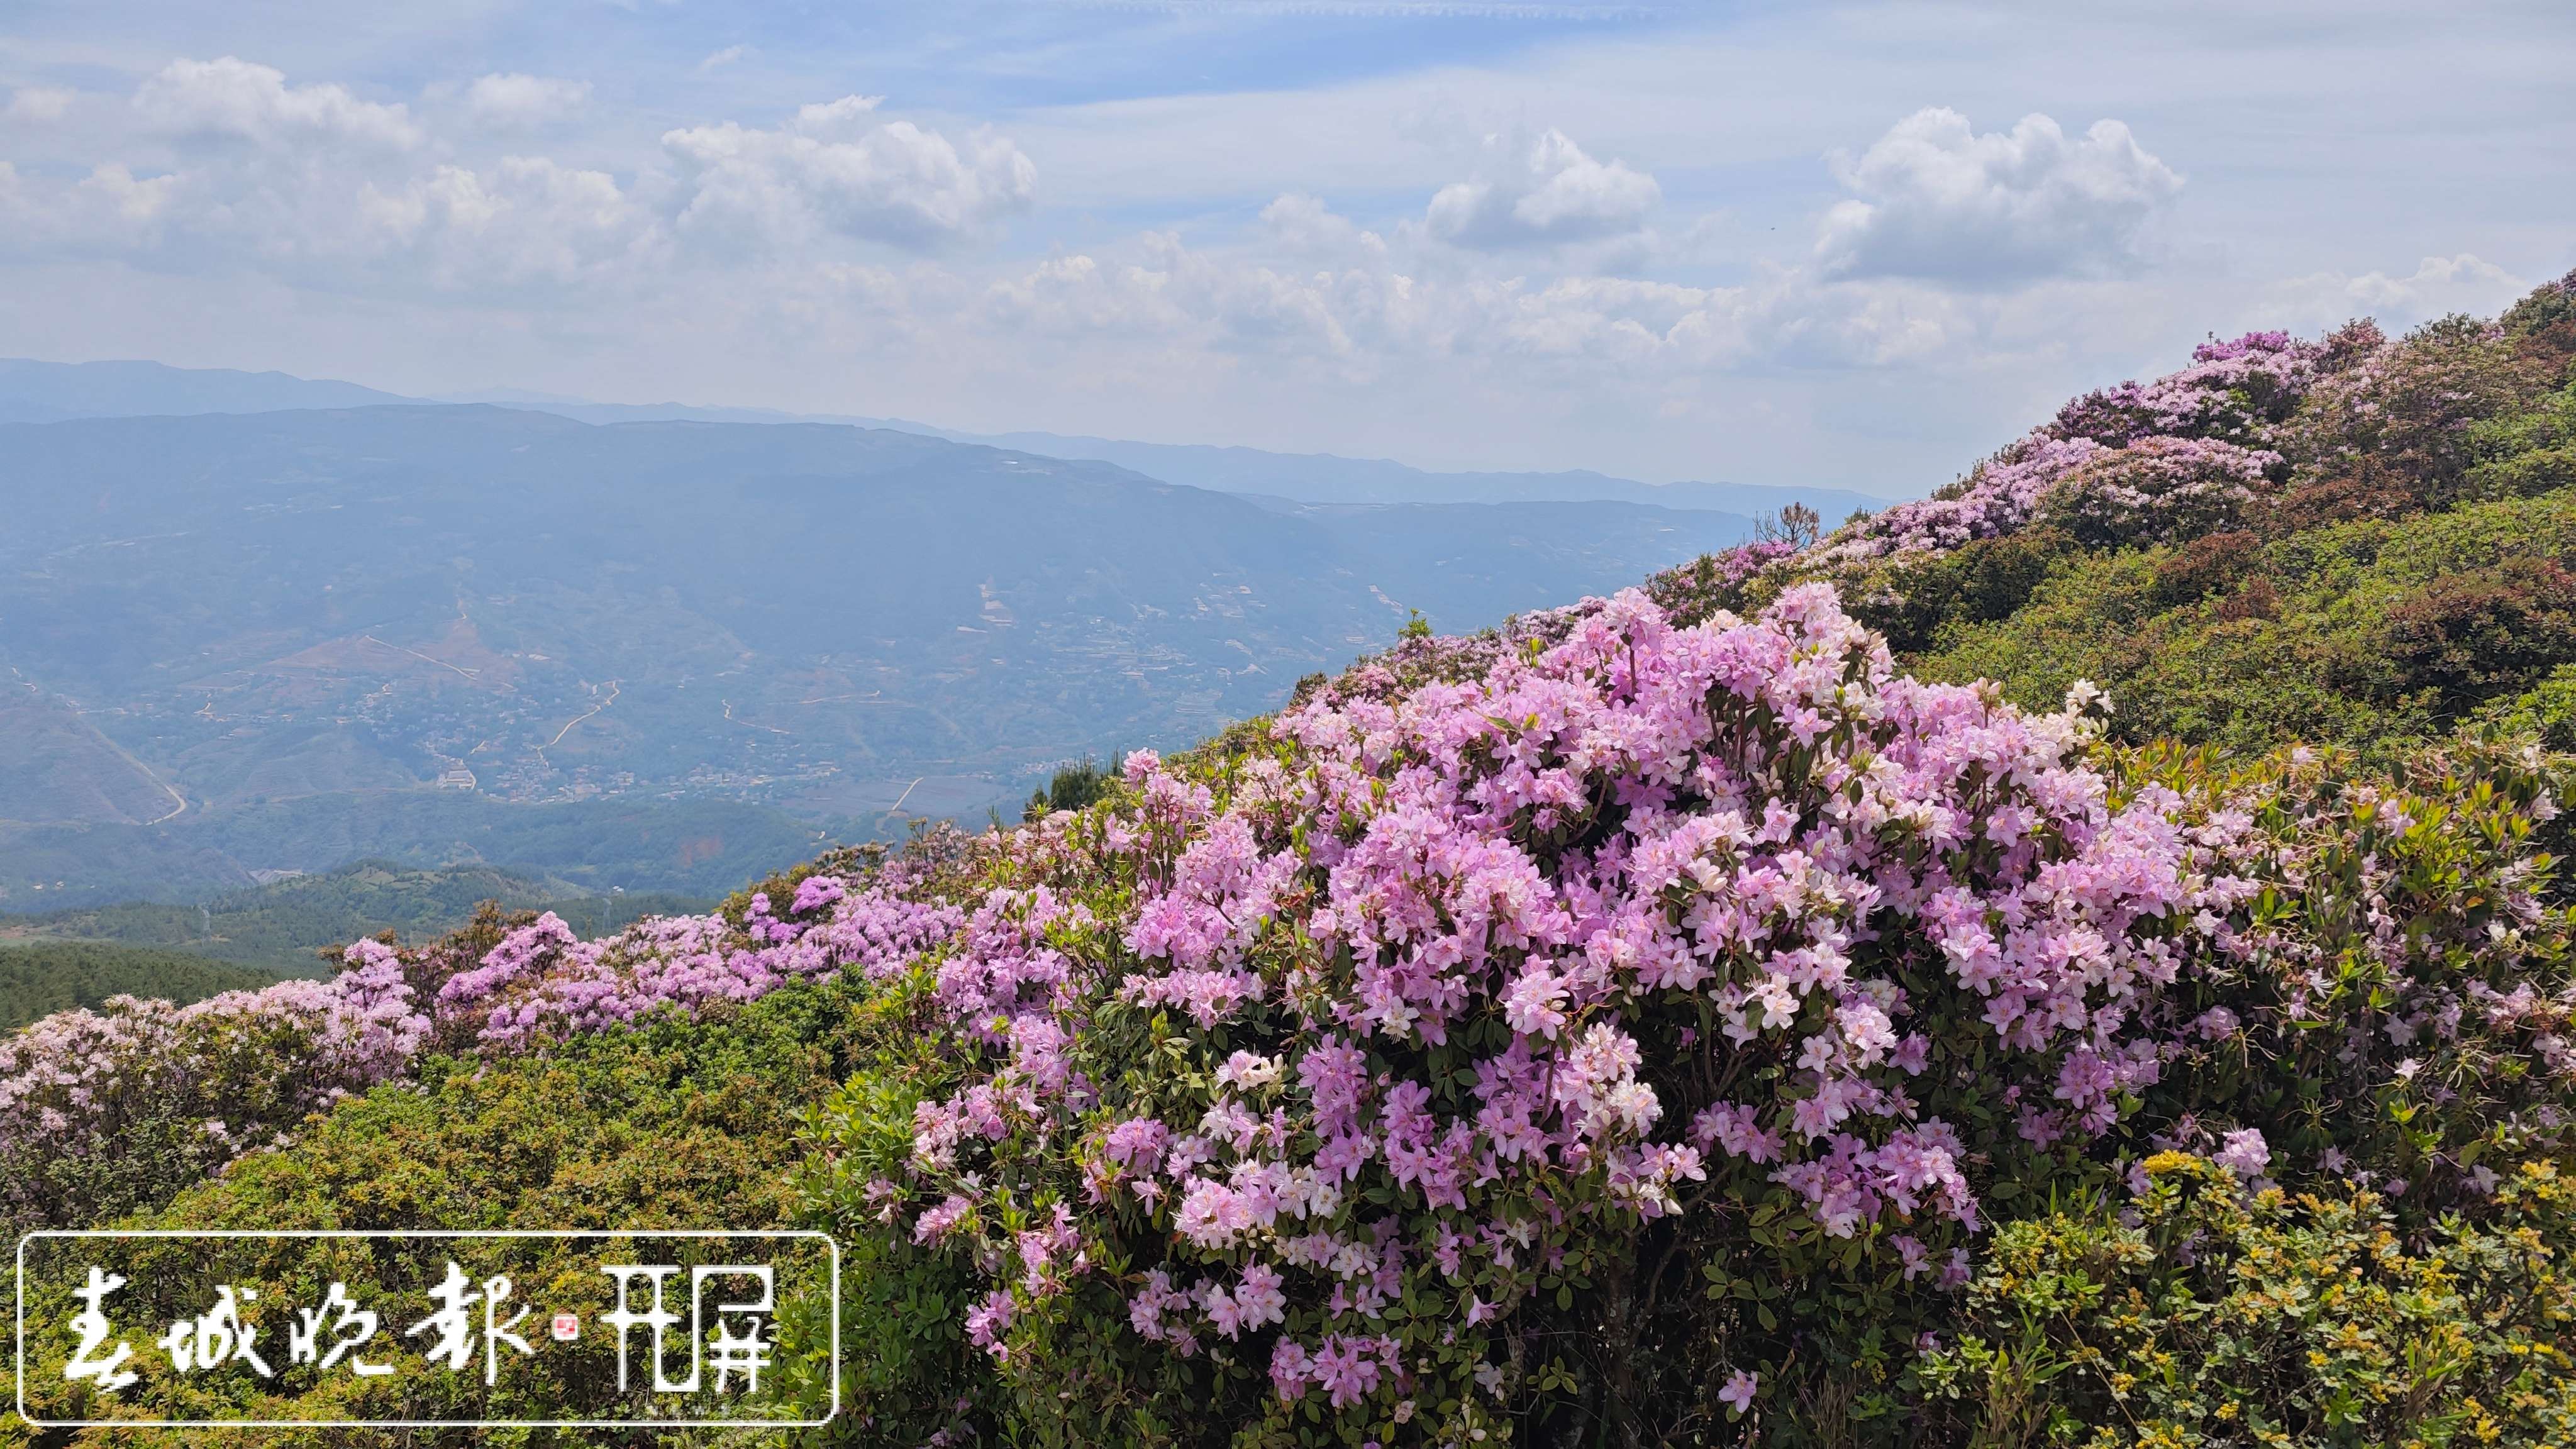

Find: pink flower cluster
<box><xmin>1697</xmin><ymin>538</ymin><xmax>1803</xmax><ymax>589</ymax></box>
<box><xmin>1810</xmin><ymin>436</ymin><xmax>2107</xmax><ymax>565</ymax></box>
<box><xmin>1785</xmin><ymin>330</ymin><xmax>2316</xmax><ymax>574</ymax></box>
<box><xmin>2043</xmin><ymin>435</ymin><xmax>2280</xmax><ymax>547</ymax></box>
<box><xmin>2047</xmin><ymin>331</ymin><xmax>2321</xmax><ymax>449</ymax></box>
<box><xmin>3</xmin><ymin>873</ymin><xmax>963</xmax><ymax>1216</ymax></box>
<box><xmin>1</xmin><ymin>940</ymin><xmax>429</xmax><ymax>1223</ymax></box>
<box><xmin>886</xmin><ymin>584</ymin><xmax>2267</xmax><ymax>1423</ymax></box>
<box><xmin>439</xmin><ymin>882</ymin><xmax>963</xmax><ymax>1049</ymax></box>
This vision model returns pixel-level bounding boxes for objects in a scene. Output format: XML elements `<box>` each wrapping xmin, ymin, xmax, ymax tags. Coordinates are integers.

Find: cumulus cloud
<box><xmin>0</xmin><ymin>158</ymin><xmax>181</xmax><ymax>256</ymax></box>
<box><xmin>1425</xmin><ymin>129</ymin><xmax>1659</xmax><ymax>250</ymax></box>
<box><xmin>1261</xmin><ymin>193</ymin><xmax>1383</xmax><ymax>259</ymax></box>
<box><xmin>979</xmin><ymin>230</ymin><xmax>1956</xmax><ymax>383</ymax></box>
<box><xmin>663</xmin><ymin>95</ymin><xmax>1036</xmax><ymax>253</ymax></box>
<box><xmin>985</xmin><ymin>247</ymin><xmax>1194</xmax><ymax>339</ymax></box>
<box><xmin>2268</xmin><ymin>253</ymin><xmax>2528</xmax><ymax>331</ymax></box>
<box><xmin>1816</xmin><ymin>108</ymin><xmax>2181</xmax><ymax>288</ymax></box>
<box><xmin>79</xmin><ymin>164</ymin><xmax>179</xmax><ymax>225</ymax></box>
<box><xmin>462</xmin><ymin>73</ymin><xmax>592</xmax><ymax>131</ymax></box>
<box><xmin>134</xmin><ymin>55</ymin><xmax>421</xmax><ymax>153</ymax></box>
<box><xmin>357</xmin><ymin>156</ymin><xmax>653</xmax><ymax>290</ymax></box>
<box><xmin>11</xmin><ymin>145</ymin><xmax>650</xmax><ymax>300</ymax></box>
<box><xmin>2</xmin><ymin>60</ymin><xmax>616</xmax><ymax>297</ymax></box>
<box><xmin>0</xmin><ymin>57</ymin><xmax>1040</xmax><ymax>301</ymax></box>
<box><xmin>6</xmin><ymin>86</ymin><xmax>75</xmax><ymax>123</ymax></box>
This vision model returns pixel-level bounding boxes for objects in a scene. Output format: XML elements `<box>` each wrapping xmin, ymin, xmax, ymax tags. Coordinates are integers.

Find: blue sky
<box><xmin>2</xmin><ymin>1</ymin><xmax>2569</xmax><ymax>493</ymax></box>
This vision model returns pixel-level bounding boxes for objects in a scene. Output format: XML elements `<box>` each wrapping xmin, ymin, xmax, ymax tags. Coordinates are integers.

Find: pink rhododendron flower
<box><xmin>1719</xmin><ymin>1369</ymin><xmax>1758</xmax><ymax>1413</ymax></box>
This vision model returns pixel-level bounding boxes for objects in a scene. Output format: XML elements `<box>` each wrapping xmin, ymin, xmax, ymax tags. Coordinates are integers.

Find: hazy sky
<box><xmin>2</xmin><ymin>1</ymin><xmax>2568</xmax><ymax>493</ymax></box>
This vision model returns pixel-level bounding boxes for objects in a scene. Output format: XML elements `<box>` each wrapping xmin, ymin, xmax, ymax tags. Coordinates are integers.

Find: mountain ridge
<box><xmin>0</xmin><ymin>355</ymin><xmax>1896</xmax><ymax>515</ymax></box>
<box><xmin>0</xmin><ymin>402</ymin><xmax>1762</xmax><ymax>906</ymax></box>
<box><xmin>0</xmin><ymin>357</ymin><xmax>414</xmax><ymax>425</ymax></box>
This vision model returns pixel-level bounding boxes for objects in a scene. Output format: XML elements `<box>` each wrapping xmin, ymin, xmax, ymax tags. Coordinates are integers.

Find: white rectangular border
<box><xmin>14</xmin><ymin>1228</ymin><xmax>841</xmax><ymax>1429</ymax></box>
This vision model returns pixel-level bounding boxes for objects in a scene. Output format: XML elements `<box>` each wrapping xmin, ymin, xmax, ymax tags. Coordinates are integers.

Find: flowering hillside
<box><xmin>785</xmin><ymin>589</ymin><xmax>2574</xmax><ymax>1447</ymax></box>
<box><xmin>1657</xmin><ymin>271</ymin><xmax>2576</xmax><ymax>757</ymax></box>
<box><xmin>9</xmin><ymin>276</ymin><xmax>2576</xmax><ymax>1447</ymax></box>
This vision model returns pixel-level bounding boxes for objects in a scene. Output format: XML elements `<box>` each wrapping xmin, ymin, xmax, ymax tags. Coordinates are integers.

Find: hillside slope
<box><xmin>0</xmin><ymin>943</ymin><xmax>284</xmax><ymax>1030</ymax></box>
<box><xmin>1656</xmin><ymin>272</ymin><xmax>2576</xmax><ymax>758</ymax></box>
<box><xmin>9</xmin><ymin>279</ymin><xmax>2576</xmax><ymax>1447</ymax></box>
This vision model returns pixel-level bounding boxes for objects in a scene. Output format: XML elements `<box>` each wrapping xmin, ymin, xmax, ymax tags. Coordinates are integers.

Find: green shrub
<box><xmin>1853</xmin><ymin>528</ymin><xmax>2080</xmax><ymax>653</ymax></box>
<box><xmin>2377</xmin><ymin>557</ymin><xmax>2576</xmax><ymax>719</ymax></box>
<box><xmin>2282</xmin><ymin>314</ymin><xmax>2546</xmax><ymax>511</ymax></box>
<box><xmin>1027</xmin><ymin>757</ymin><xmax>1117</xmax><ymax>822</ymax></box>
<box><xmin>2482</xmin><ymin>664</ymin><xmax>2576</xmax><ymax>752</ymax></box>
<box><xmin>793</xmin><ymin>968</ymin><xmax>1002</xmax><ymax>1447</ymax></box>
<box><xmin>3</xmin><ymin>979</ymin><xmax>870</xmax><ymax>1436</ymax></box>
<box><xmin>2468</xmin><ymin>384</ymin><xmax>2576</xmax><ymax>501</ymax></box>
<box><xmin>1911</xmin><ymin>490</ymin><xmax>2576</xmax><ymax>755</ymax></box>
<box><xmin>1921</xmin><ymin>1154</ymin><xmax>2576</xmax><ymax>1448</ymax></box>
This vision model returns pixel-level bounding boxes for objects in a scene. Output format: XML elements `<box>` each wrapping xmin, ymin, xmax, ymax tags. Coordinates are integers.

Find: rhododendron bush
<box><xmin>797</xmin><ymin>586</ymin><xmax>2575</xmax><ymax>1445</ymax></box>
<box><xmin>0</xmin><ymin>947</ymin><xmax>424</xmax><ymax>1233</ymax></box>
<box><xmin>0</xmin><ymin>863</ymin><xmax>962</xmax><ymax>1236</ymax></box>
<box><xmin>1752</xmin><ymin>332</ymin><xmax>2318</xmax><ymax>580</ymax></box>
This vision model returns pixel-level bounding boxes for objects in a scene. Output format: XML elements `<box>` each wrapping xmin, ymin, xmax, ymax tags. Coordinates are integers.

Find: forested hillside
<box><xmin>0</xmin><ymin>943</ymin><xmax>282</xmax><ymax>1031</ymax></box>
<box><xmin>8</xmin><ymin>275</ymin><xmax>2576</xmax><ymax>1448</ymax></box>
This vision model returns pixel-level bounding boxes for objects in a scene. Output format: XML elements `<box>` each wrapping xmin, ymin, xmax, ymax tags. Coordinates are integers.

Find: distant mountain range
<box><xmin>0</xmin><ymin>355</ymin><xmax>1914</xmax><ymax>909</ymax></box>
<box><xmin>0</xmin><ymin>357</ymin><xmax>412</xmax><ymax>425</ymax></box>
<box><xmin>1</xmin><ymin>858</ymin><xmax>708</xmax><ymax>975</ymax></box>
<box><xmin>0</xmin><ymin>400</ymin><xmax>1770</xmax><ymax>906</ymax></box>
<box><xmin>2</xmin><ymin>357</ymin><xmax>1901</xmax><ymax>518</ymax></box>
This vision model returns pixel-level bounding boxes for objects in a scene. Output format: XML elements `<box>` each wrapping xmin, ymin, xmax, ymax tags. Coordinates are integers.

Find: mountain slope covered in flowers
<box><xmin>8</xmin><ymin>277</ymin><xmax>2576</xmax><ymax>1448</ymax></box>
<box><xmin>1657</xmin><ymin>272</ymin><xmax>2576</xmax><ymax>758</ymax></box>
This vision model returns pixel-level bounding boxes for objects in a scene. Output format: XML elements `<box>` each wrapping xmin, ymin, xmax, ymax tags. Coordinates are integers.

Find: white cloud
<box><xmin>0</xmin><ymin>159</ymin><xmax>180</xmax><ymax>255</ymax></box>
<box><xmin>1425</xmin><ymin>129</ymin><xmax>1659</xmax><ymax>250</ymax></box>
<box><xmin>11</xmin><ymin>146</ymin><xmax>652</xmax><ymax>299</ymax></box>
<box><xmin>1261</xmin><ymin>193</ymin><xmax>1384</xmax><ymax>259</ymax></box>
<box><xmin>697</xmin><ymin>44</ymin><xmax>754</xmax><ymax>73</ymax></box>
<box><xmin>977</xmin><ymin>228</ymin><xmax>1960</xmax><ymax>386</ymax></box>
<box><xmin>133</xmin><ymin>56</ymin><xmax>421</xmax><ymax>153</ymax></box>
<box><xmin>0</xmin><ymin>57</ymin><xmax>655</xmax><ymax>300</ymax></box>
<box><xmin>79</xmin><ymin>163</ymin><xmax>179</xmax><ymax>225</ymax></box>
<box><xmin>1</xmin><ymin>60</ymin><xmax>1039</xmax><ymax>299</ymax></box>
<box><xmin>662</xmin><ymin>96</ymin><xmax>1036</xmax><ymax>253</ymax></box>
<box><xmin>6</xmin><ymin>86</ymin><xmax>75</xmax><ymax>123</ymax></box>
<box><xmin>985</xmin><ymin>248</ymin><xmax>1192</xmax><ymax>339</ymax></box>
<box><xmin>358</xmin><ymin>157</ymin><xmax>652</xmax><ymax>290</ymax></box>
<box><xmin>0</xmin><ymin>55</ymin><xmax>2131</xmax><ymax>477</ymax></box>
<box><xmin>2267</xmin><ymin>253</ymin><xmax>2528</xmax><ymax>331</ymax></box>
<box><xmin>463</xmin><ymin>73</ymin><xmax>592</xmax><ymax>131</ymax></box>
<box><xmin>1816</xmin><ymin>108</ymin><xmax>2182</xmax><ymax>289</ymax></box>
